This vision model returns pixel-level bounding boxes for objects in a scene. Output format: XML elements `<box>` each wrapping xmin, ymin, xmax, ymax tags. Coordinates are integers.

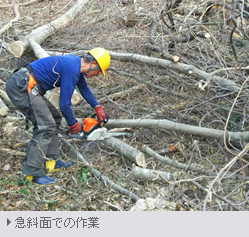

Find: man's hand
<box><xmin>69</xmin><ymin>120</ymin><xmax>82</xmax><ymax>134</ymax></box>
<box><xmin>95</xmin><ymin>105</ymin><xmax>106</xmax><ymax>121</ymax></box>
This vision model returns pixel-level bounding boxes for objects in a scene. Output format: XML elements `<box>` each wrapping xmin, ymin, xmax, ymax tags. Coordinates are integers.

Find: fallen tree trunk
<box><xmin>48</xmin><ymin>50</ymin><xmax>245</xmax><ymax>94</ymax></box>
<box><xmin>100</xmin><ymin>137</ymin><xmax>146</xmax><ymax>168</ymax></box>
<box><xmin>6</xmin><ymin>1</ymin><xmax>85</xmax><ymax>107</ymax></box>
<box><xmin>29</xmin><ymin>39</ymin><xmax>49</xmax><ymax>59</ymax></box>
<box><xmin>143</xmin><ymin>145</ymin><xmax>249</xmax><ymax>181</ymax></box>
<box><xmin>109</xmin><ymin>52</ymin><xmax>246</xmax><ymax>94</ymax></box>
<box><xmin>59</xmin><ymin>136</ymin><xmax>140</xmax><ymax>202</ymax></box>
<box><xmin>132</xmin><ymin>166</ymin><xmax>171</xmax><ymax>183</ymax></box>
<box><xmin>105</xmin><ymin>119</ymin><xmax>249</xmax><ymax>143</ymax></box>
<box><xmin>7</xmin><ymin>0</ymin><xmax>88</xmax><ymax>58</ymax></box>
<box><xmin>45</xmin><ymin>89</ymin><xmax>82</xmax><ymax>110</ymax></box>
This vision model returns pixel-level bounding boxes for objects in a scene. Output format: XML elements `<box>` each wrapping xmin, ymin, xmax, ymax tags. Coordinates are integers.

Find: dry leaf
<box><xmin>169</xmin><ymin>142</ymin><xmax>180</xmax><ymax>152</ymax></box>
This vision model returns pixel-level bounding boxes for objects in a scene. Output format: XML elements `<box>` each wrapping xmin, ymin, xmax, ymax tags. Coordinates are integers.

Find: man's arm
<box><xmin>77</xmin><ymin>76</ymin><xmax>98</xmax><ymax>108</ymax></box>
<box><xmin>59</xmin><ymin>75</ymin><xmax>77</xmax><ymax>126</ymax></box>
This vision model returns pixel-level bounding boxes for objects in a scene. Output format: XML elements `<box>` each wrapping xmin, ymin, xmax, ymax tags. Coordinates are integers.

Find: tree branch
<box><xmin>59</xmin><ymin>136</ymin><xmax>140</xmax><ymax>202</ymax></box>
<box><xmin>0</xmin><ymin>0</ymin><xmax>20</xmax><ymax>35</ymax></box>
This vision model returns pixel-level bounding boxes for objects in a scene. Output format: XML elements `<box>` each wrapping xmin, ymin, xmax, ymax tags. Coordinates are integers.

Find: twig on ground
<box><xmin>59</xmin><ymin>136</ymin><xmax>140</xmax><ymax>202</ymax></box>
<box><xmin>203</xmin><ymin>143</ymin><xmax>249</xmax><ymax>211</ymax></box>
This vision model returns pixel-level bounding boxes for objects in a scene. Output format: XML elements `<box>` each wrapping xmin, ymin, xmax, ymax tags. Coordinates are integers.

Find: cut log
<box><xmin>100</xmin><ymin>137</ymin><xmax>146</xmax><ymax>168</ymax></box>
<box><xmin>45</xmin><ymin>89</ymin><xmax>82</xmax><ymax>110</ymax></box>
<box><xmin>70</xmin><ymin>90</ymin><xmax>82</xmax><ymax>106</ymax></box>
<box><xmin>7</xmin><ymin>0</ymin><xmax>88</xmax><ymax>58</ymax></box>
<box><xmin>45</xmin><ymin>90</ymin><xmax>60</xmax><ymax>109</ymax></box>
<box><xmin>198</xmin><ymin>32</ymin><xmax>211</xmax><ymax>39</ymax></box>
<box><xmin>171</xmin><ymin>55</ymin><xmax>180</xmax><ymax>63</ymax></box>
<box><xmin>0</xmin><ymin>98</ymin><xmax>9</xmax><ymax>116</ymax></box>
<box><xmin>132</xmin><ymin>166</ymin><xmax>171</xmax><ymax>183</ymax></box>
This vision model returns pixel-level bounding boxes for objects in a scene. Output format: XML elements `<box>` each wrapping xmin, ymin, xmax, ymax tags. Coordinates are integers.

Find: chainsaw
<box><xmin>67</xmin><ymin>113</ymin><xmax>131</xmax><ymax>140</ymax></box>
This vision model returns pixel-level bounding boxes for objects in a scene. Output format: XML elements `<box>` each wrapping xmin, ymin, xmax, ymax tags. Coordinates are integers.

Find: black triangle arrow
<box><xmin>7</xmin><ymin>218</ymin><xmax>11</xmax><ymax>226</ymax></box>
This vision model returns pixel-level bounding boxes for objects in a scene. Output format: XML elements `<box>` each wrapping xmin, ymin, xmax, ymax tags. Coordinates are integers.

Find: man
<box><xmin>6</xmin><ymin>48</ymin><xmax>111</xmax><ymax>185</ymax></box>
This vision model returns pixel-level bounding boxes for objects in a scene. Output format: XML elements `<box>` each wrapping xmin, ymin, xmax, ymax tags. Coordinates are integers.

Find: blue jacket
<box><xmin>30</xmin><ymin>55</ymin><xmax>98</xmax><ymax>126</ymax></box>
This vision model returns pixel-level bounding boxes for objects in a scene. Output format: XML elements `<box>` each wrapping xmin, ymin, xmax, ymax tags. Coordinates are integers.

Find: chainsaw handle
<box><xmin>103</xmin><ymin>112</ymin><xmax>109</xmax><ymax>124</ymax></box>
<box><xmin>67</xmin><ymin>113</ymin><xmax>109</xmax><ymax>138</ymax></box>
<box><xmin>66</xmin><ymin>125</ymin><xmax>85</xmax><ymax>139</ymax></box>
<box><xmin>91</xmin><ymin>112</ymin><xmax>109</xmax><ymax>125</ymax></box>
<box><xmin>66</xmin><ymin>121</ymin><xmax>101</xmax><ymax>138</ymax></box>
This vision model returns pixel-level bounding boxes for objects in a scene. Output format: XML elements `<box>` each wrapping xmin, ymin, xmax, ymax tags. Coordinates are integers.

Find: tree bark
<box><xmin>108</xmin><ymin>52</ymin><xmax>245</xmax><ymax>94</ymax></box>
<box><xmin>100</xmin><ymin>137</ymin><xmax>146</xmax><ymax>168</ymax></box>
<box><xmin>7</xmin><ymin>0</ymin><xmax>88</xmax><ymax>58</ymax></box>
<box><xmin>48</xmin><ymin>50</ymin><xmax>244</xmax><ymax>94</ymax></box>
<box><xmin>132</xmin><ymin>165</ymin><xmax>171</xmax><ymax>183</ymax></box>
<box><xmin>105</xmin><ymin>119</ymin><xmax>249</xmax><ymax>143</ymax></box>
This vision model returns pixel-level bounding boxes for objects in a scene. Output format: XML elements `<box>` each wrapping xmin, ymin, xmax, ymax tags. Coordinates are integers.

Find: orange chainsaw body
<box><xmin>67</xmin><ymin>113</ymin><xmax>131</xmax><ymax>140</ymax></box>
<box><xmin>82</xmin><ymin>118</ymin><xmax>101</xmax><ymax>132</ymax></box>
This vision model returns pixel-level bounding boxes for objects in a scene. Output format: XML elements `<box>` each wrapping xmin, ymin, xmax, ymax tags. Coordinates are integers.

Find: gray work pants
<box><xmin>6</xmin><ymin>68</ymin><xmax>62</xmax><ymax>176</ymax></box>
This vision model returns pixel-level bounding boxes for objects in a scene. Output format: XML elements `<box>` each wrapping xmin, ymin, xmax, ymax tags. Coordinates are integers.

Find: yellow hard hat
<box><xmin>88</xmin><ymin>48</ymin><xmax>111</xmax><ymax>76</ymax></box>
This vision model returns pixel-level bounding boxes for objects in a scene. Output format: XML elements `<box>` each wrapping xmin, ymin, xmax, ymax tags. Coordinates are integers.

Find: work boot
<box><xmin>46</xmin><ymin>159</ymin><xmax>74</xmax><ymax>173</ymax></box>
<box><xmin>26</xmin><ymin>175</ymin><xmax>56</xmax><ymax>185</ymax></box>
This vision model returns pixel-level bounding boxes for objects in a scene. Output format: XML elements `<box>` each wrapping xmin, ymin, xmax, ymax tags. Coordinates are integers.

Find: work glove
<box><xmin>95</xmin><ymin>104</ymin><xmax>106</xmax><ymax>121</ymax></box>
<box><xmin>68</xmin><ymin>120</ymin><xmax>82</xmax><ymax>134</ymax></box>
